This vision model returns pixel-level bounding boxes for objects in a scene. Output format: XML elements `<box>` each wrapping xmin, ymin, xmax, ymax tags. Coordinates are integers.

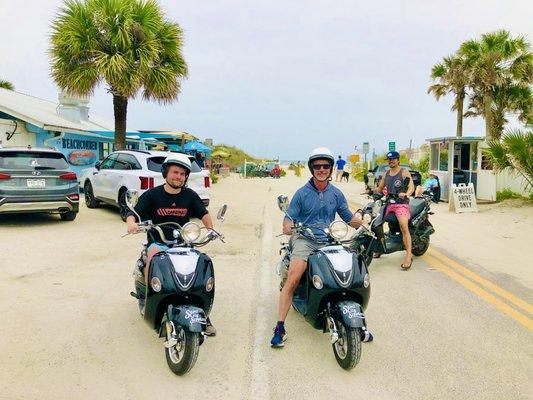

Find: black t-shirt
<box><xmin>128</xmin><ymin>185</ymin><xmax>208</xmax><ymax>243</ymax></box>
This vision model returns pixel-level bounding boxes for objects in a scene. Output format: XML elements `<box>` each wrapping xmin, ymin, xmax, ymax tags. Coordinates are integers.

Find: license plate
<box><xmin>27</xmin><ymin>179</ymin><xmax>46</xmax><ymax>188</ymax></box>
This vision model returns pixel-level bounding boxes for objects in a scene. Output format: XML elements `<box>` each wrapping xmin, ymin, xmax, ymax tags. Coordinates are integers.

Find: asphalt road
<box><xmin>0</xmin><ymin>174</ymin><xmax>531</xmax><ymax>400</ymax></box>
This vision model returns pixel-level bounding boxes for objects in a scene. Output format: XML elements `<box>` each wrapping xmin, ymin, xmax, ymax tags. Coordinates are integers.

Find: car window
<box><xmin>100</xmin><ymin>154</ymin><xmax>117</xmax><ymax>169</ymax></box>
<box><xmin>0</xmin><ymin>151</ymin><xmax>68</xmax><ymax>170</ymax></box>
<box><xmin>116</xmin><ymin>153</ymin><xmax>141</xmax><ymax>170</ymax></box>
<box><xmin>146</xmin><ymin>156</ymin><xmax>165</xmax><ymax>172</ymax></box>
<box><xmin>189</xmin><ymin>159</ymin><xmax>201</xmax><ymax>173</ymax></box>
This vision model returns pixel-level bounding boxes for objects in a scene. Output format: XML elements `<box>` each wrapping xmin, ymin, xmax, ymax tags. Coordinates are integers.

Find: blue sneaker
<box><xmin>270</xmin><ymin>326</ymin><xmax>287</xmax><ymax>347</ymax></box>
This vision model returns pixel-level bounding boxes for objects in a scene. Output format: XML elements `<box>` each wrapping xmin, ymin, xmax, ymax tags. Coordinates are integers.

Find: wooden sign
<box><xmin>450</xmin><ymin>183</ymin><xmax>478</xmax><ymax>213</ymax></box>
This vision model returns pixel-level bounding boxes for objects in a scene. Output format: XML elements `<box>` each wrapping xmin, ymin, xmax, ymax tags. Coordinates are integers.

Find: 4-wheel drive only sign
<box><xmin>450</xmin><ymin>183</ymin><xmax>478</xmax><ymax>213</ymax></box>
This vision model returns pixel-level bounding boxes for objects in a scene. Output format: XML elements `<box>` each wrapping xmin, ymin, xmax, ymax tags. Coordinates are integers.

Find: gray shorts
<box><xmin>289</xmin><ymin>234</ymin><xmax>325</xmax><ymax>261</ymax></box>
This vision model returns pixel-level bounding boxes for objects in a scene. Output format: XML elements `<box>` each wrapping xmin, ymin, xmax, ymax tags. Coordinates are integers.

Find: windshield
<box><xmin>0</xmin><ymin>151</ymin><xmax>69</xmax><ymax>170</ymax></box>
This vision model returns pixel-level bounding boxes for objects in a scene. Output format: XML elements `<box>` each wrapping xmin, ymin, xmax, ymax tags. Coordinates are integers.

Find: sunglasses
<box><xmin>312</xmin><ymin>163</ymin><xmax>332</xmax><ymax>170</ymax></box>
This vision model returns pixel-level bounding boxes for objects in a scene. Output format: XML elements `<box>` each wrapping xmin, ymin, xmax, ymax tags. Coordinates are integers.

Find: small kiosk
<box><xmin>427</xmin><ymin>136</ymin><xmax>493</xmax><ymax>202</ymax></box>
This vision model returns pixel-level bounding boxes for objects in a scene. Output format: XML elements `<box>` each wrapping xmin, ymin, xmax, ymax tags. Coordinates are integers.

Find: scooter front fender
<box><xmin>332</xmin><ymin>301</ymin><xmax>366</xmax><ymax>329</ymax></box>
<box><xmin>168</xmin><ymin>305</ymin><xmax>207</xmax><ymax>333</ymax></box>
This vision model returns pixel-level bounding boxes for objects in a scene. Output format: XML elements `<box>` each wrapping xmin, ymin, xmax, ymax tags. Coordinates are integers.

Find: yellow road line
<box><xmin>429</xmin><ymin>248</ymin><xmax>533</xmax><ymax>315</ymax></box>
<box><xmin>423</xmin><ymin>254</ymin><xmax>533</xmax><ymax>331</ymax></box>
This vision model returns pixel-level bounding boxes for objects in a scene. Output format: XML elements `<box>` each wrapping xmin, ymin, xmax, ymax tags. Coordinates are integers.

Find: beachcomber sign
<box><xmin>450</xmin><ymin>183</ymin><xmax>478</xmax><ymax>213</ymax></box>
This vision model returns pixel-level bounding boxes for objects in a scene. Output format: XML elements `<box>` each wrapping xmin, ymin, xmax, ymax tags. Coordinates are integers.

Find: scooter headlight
<box><xmin>363</xmin><ymin>213</ymin><xmax>372</xmax><ymax>224</ymax></box>
<box><xmin>150</xmin><ymin>277</ymin><xmax>162</xmax><ymax>292</ymax></box>
<box><xmin>181</xmin><ymin>222</ymin><xmax>201</xmax><ymax>243</ymax></box>
<box><xmin>329</xmin><ymin>221</ymin><xmax>349</xmax><ymax>240</ymax></box>
<box><xmin>206</xmin><ymin>277</ymin><xmax>215</xmax><ymax>292</ymax></box>
<box><xmin>363</xmin><ymin>273</ymin><xmax>370</xmax><ymax>288</ymax></box>
<box><xmin>312</xmin><ymin>275</ymin><xmax>323</xmax><ymax>290</ymax></box>
<box><xmin>354</xmin><ymin>211</ymin><xmax>363</xmax><ymax>221</ymax></box>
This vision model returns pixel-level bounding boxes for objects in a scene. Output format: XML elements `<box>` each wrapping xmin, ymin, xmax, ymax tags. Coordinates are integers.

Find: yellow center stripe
<box><xmin>428</xmin><ymin>248</ymin><xmax>533</xmax><ymax>315</ymax></box>
<box><xmin>423</xmin><ymin>254</ymin><xmax>533</xmax><ymax>330</ymax></box>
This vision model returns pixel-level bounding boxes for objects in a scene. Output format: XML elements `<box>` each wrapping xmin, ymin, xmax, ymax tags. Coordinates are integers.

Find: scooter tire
<box><xmin>332</xmin><ymin>319</ymin><xmax>361</xmax><ymax>370</ymax></box>
<box><xmin>412</xmin><ymin>236</ymin><xmax>430</xmax><ymax>257</ymax></box>
<box><xmin>165</xmin><ymin>329</ymin><xmax>200</xmax><ymax>375</ymax></box>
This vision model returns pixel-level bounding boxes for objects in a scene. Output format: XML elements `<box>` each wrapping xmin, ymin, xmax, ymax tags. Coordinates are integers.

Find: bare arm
<box><xmin>201</xmin><ymin>213</ymin><xmax>214</xmax><ymax>230</ymax></box>
<box><xmin>282</xmin><ymin>219</ymin><xmax>293</xmax><ymax>235</ymax></box>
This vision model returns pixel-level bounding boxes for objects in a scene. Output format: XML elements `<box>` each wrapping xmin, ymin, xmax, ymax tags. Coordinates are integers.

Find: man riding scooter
<box><xmin>125</xmin><ymin>153</ymin><xmax>218</xmax><ymax>335</ymax></box>
<box><xmin>368</xmin><ymin>151</ymin><xmax>415</xmax><ymax>269</ymax></box>
<box><xmin>270</xmin><ymin>147</ymin><xmax>370</xmax><ymax>347</ymax></box>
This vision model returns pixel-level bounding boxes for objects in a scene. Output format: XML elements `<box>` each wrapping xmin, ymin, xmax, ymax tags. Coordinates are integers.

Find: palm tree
<box><xmin>465</xmin><ymin>81</ymin><xmax>532</xmax><ymax>137</ymax></box>
<box><xmin>50</xmin><ymin>0</ymin><xmax>188</xmax><ymax>149</ymax></box>
<box><xmin>428</xmin><ymin>55</ymin><xmax>469</xmax><ymax>137</ymax></box>
<box><xmin>459</xmin><ymin>30</ymin><xmax>532</xmax><ymax>139</ymax></box>
<box><xmin>485</xmin><ymin>128</ymin><xmax>533</xmax><ymax>191</ymax></box>
<box><xmin>0</xmin><ymin>79</ymin><xmax>14</xmax><ymax>90</ymax></box>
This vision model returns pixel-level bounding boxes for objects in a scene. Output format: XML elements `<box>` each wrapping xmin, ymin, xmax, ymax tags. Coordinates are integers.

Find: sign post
<box><xmin>449</xmin><ymin>183</ymin><xmax>478</xmax><ymax>213</ymax></box>
<box><xmin>363</xmin><ymin>142</ymin><xmax>369</xmax><ymax>169</ymax></box>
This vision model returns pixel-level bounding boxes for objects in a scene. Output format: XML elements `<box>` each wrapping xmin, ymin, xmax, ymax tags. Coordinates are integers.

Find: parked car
<box><xmin>80</xmin><ymin>150</ymin><xmax>210</xmax><ymax>221</ymax></box>
<box><xmin>0</xmin><ymin>146</ymin><xmax>79</xmax><ymax>221</ymax></box>
<box><xmin>365</xmin><ymin>164</ymin><xmax>421</xmax><ymax>189</ymax></box>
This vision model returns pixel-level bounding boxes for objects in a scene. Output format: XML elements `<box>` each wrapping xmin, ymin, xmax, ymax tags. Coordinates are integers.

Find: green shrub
<box><xmin>210</xmin><ymin>170</ymin><xmax>219</xmax><ymax>184</ymax></box>
<box><xmin>280</xmin><ymin>168</ymin><xmax>287</xmax><ymax>177</ymax></box>
<box><xmin>496</xmin><ymin>189</ymin><xmax>524</xmax><ymax>201</ymax></box>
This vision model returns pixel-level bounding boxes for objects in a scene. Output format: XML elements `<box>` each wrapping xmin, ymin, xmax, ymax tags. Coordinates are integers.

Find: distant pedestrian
<box><xmin>294</xmin><ymin>161</ymin><xmax>302</xmax><ymax>177</ymax></box>
<box><xmin>335</xmin><ymin>155</ymin><xmax>346</xmax><ymax>182</ymax></box>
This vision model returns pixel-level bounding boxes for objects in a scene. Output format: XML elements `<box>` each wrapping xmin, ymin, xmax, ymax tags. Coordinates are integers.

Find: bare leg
<box><xmin>144</xmin><ymin>246</ymin><xmax>163</xmax><ymax>284</ymax></box>
<box><xmin>415</xmin><ymin>185</ymin><xmax>423</xmax><ymax>197</ymax></box>
<box><xmin>397</xmin><ymin>216</ymin><xmax>412</xmax><ymax>267</ymax></box>
<box><xmin>278</xmin><ymin>259</ymin><xmax>307</xmax><ymax>321</ymax></box>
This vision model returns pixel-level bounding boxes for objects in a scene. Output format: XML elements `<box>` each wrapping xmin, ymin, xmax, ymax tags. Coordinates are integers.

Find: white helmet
<box><xmin>308</xmin><ymin>147</ymin><xmax>335</xmax><ymax>173</ymax></box>
<box><xmin>161</xmin><ymin>153</ymin><xmax>192</xmax><ymax>178</ymax></box>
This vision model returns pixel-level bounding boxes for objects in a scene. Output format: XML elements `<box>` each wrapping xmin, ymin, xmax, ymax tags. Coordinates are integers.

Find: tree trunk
<box><xmin>113</xmin><ymin>93</ymin><xmax>128</xmax><ymax>150</ymax></box>
<box><xmin>456</xmin><ymin>92</ymin><xmax>464</xmax><ymax>138</ymax></box>
<box><xmin>483</xmin><ymin>92</ymin><xmax>494</xmax><ymax>139</ymax></box>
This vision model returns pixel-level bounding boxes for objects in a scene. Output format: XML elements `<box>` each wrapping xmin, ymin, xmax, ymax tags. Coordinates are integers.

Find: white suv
<box><xmin>80</xmin><ymin>150</ymin><xmax>210</xmax><ymax>220</ymax></box>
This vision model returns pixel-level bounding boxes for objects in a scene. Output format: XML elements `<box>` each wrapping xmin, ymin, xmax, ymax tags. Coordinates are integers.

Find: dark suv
<box><xmin>0</xmin><ymin>147</ymin><xmax>79</xmax><ymax>221</ymax></box>
<box><xmin>365</xmin><ymin>164</ymin><xmax>421</xmax><ymax>189</ymax></box>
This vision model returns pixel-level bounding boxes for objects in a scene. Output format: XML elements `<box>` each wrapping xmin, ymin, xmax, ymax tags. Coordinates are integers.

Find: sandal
<box><xmin>401</xmin><ymin>260</ymin><xmax>413</xmax><ymax>270</ymax></box>
<box><xmin>372</xmin><ymin>253</ymin><xmax>382</xmax><ymax>259</ymax></box>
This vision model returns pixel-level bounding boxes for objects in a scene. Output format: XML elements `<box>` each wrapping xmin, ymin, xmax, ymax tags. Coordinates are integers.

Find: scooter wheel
<box><xmin>332</xmin><ymin>319</ymin><xmax>361</xmax><ymax>370</ymax></box>
<box><xmin>165</xmin><ymin>326</ymin><xmax>200</xmax><ymax>375</ymax></box>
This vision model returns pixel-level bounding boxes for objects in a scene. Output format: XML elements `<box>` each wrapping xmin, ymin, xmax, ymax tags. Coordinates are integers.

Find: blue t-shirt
<box><xmin>423</xmin><ymin>178</ymin><xmax>438</xmax><ymax>190</ymax></box>
<box><xmin>336</xmin><ymin>159</ymin><xmax>346</xmax><ymax>170</ymax></box>
<box><xmin>285</xmin><ymin>179</ymin><xmax>353</xmax><ymax>240</ymax></box>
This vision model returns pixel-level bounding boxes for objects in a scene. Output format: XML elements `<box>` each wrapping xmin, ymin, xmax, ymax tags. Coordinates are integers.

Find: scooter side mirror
<box><xmin>277</xmin><ymin>195</ymin><xmax>289</xmax><ymax>212</ymax></box>
<box><xmin>217</xmin><ymin>204</ymin><xmax>228</xmax><ymax>220</ymax></box>
<box><xmin>94</xmin><ymin>160</ymin><xmax>101</xmax><ymax>170</ymax></box>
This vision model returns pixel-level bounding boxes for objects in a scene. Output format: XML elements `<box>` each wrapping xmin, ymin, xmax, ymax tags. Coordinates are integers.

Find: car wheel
<box><xmin>119</xmin><ymin>190</ymin><xmax>129</xmax><ymax>222</ymax></box>
<box><xmin>60</xmin><ymin>211</ymin><xmax>77</xmax><ymax>221</ymax></box>
<box><xmin>84</xmin><ymin>181</ymin><xmax>100</xmax><ymax>208</ymax></box>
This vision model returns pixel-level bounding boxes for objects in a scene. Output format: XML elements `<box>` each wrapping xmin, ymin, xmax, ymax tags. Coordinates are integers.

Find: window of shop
<box><xmin>439</xmin><ymin>142</ymin><xmax>448</xmax><ymax>171</ymax></box>
<box><xmin>430</xmin><ymin>143</ymin><xmax>439</xmax><ymax>170</ymax></box>
<box><xmin>99</xmin><ymin>142</ymin><xmax>113</xmax><ymax>159</ymax></box>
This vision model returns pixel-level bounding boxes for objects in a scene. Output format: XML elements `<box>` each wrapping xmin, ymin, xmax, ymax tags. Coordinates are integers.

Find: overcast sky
<box><xmin>0</xmin><ymin>0</ymin><xmax>531</xmax><ymax>160</ymax></box>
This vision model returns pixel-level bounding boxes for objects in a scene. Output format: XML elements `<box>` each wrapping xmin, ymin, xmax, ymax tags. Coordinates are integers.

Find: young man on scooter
<box><xmin>370</xmin><ymin>151</ymin><xmax>415</xmax><ymax>269</ymax></box>
<box><xmin>125</xmin><ymin>153</ymin><xmax>218</xmax><ymax>336</ymax></box>
<box><xmin>270</xmin><ymin>147</ymin><xmax>370</xmax><ymax>347</ymax></box>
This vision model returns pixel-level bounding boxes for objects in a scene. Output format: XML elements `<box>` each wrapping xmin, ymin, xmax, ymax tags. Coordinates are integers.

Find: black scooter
<box><xmin>125</xmin><ymin>191</ymin><xmax>227</xmax><ymax>375</ymax></box>
<box><xmin>352</xmin><ymin>182</ymin><xmax>435</xmax><ymax>267</ymax></box>
<box><xmin>276</xmin><ymin>195</ymin><xmax>372</xmax><ymax>370</ymax></box>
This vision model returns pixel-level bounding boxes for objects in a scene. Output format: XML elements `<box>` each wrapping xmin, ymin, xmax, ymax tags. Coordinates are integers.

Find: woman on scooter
<box><xmin>369</xmin><ymin>151</ymin><xmax>415</xmax><ymax>269</ymax></box>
